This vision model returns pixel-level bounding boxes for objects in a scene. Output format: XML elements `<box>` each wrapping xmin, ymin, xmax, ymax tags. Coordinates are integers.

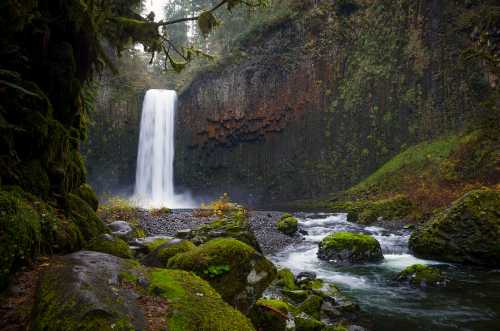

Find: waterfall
<box><xmin>134</xmin><ymin>89</ymin><xmax>194</xmax><ymax>208</ymax></box>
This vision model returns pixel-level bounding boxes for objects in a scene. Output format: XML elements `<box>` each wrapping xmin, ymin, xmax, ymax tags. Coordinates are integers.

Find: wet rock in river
<box><xmin>318</xmin><ymin>231</ymin><xmax>383</xmax><ymax>265</ymax></box>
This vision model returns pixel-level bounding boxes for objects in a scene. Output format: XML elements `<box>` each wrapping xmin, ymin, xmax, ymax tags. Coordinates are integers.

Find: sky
<box><xmin>143</xmin><ymin>0</ymin><xmax>171</xmax><ymax>21</ymax></box>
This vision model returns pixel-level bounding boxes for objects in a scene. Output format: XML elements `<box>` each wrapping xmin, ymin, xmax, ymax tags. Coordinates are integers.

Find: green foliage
<box><xmin>203</xmin><ymin>264</ymin><xmax>231</xmax><ymax>278</ymax></box>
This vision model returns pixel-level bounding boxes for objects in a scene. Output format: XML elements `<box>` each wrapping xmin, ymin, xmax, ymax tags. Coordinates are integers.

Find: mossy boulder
<box><xmin>298</xmin><ymin>295</ymin><xmax>323</xmax><ymax>320</ymax></box>
<box><xmin>276</xmin><ymin>268</ymin><xmax>298</xmax><ymax>290</ymax></box>
<box><xmin>294</xmin><ymin>313</ymin><xmax>324</xmax><ymax>331</ymax></box>
<box><xmin>395</xmin><ymin>264</ymin><xmax>445</xmax><ymax>287</ymax></box>
<box><xmin>72</xmin><ymin>183</ymin><xmax>99</xmax><ymax>211</ymax></box>
<box><xmin>65</xmin><ymin>193</ymin><xmax>107</xmax><ymax>241</ymax></box>
<box><xmin>277</xmin><ymin>213</ymin><xmax>299</xmax><ymax>235</ymax></box>
<box><xmin>187</xmin><ymin>209</ymin><xmax>261</xmax><ymax>251</ymax></box>
<box><xmin>86</xmin><ymin>234</ymin><xmax>132</xmax><ymax>258</ymax></box>
<box><xmin>249</xmin><ymin>298</ymin><xmax>294</xmax><ymax>331</ymax></box>
<box><xmin>31</xmin><ymin>251</ymin><xmax>255</xmax><ymax>331</ymax></box>
<box><xmin>168</xmin><ymin>238</ymin><xmax>277</xmax><ymax>313</ymax></box>
<box><xmin>149</xmin><ymin>269</ymin><xmax>255</xmax><ymax>331</ymax></box>
<box><xmin>318</xmin><ymin>232</ymin><xmax>383</xmax><ymax>264</ymax></box>
<box><xmin>141</xmin><ymin>239</ymin><xmax>196</xmax><ymax>267</ymax></box>
<box><xmin>409</xmin><ymin>189</ymin><xmax>500</xmax><ymax>266</ymax></box>
<box><xmin>31</xmin><ymin>251</ymin><xmax>146</xmax><ymax>330</ymax></box>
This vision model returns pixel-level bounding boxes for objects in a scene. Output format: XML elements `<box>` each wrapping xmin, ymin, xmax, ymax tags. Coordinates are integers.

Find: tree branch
<box><xmin>156</xmin><ymin>0</ymin><xmax>228</xmax><ymax>27</ymax></box>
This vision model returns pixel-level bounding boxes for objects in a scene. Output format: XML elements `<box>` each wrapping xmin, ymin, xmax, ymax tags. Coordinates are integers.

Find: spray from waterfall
<box><xmin>133</xmin><ymin>89</ymin><xmax>195</xmax><ymax>208</ymax></box>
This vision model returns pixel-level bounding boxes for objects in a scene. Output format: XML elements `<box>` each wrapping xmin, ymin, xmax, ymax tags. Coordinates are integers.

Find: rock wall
<box><xmin>175</xmin><ymin>0</ymin><xmax>493</xmax><ymax>206</ymax></box>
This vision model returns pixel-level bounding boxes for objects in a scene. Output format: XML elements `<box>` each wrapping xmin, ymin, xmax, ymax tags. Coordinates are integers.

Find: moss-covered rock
<box><xmin>396</xmin><ymin>264</ymin><xmax>445</xmax><ymax>287</ymax></box>
<box><xmin>294</xmin><ymin>313</ymin><xmax>324</xmax><ymax>331</ymax></box>
<box><xmin>409</xmin><ymin>189</ymin><xmax>500</xmax><ymax>266</ymax></box>
<box><xmin>31</xmin><ymin>251</ymin><xmax>146</xmax><ymax>331</ymax></box>
<box><xmin>249</xmin><ymin>298</ymin><xmax>293</xmax><ymax>331</ymax></box>
<box><xmin>86</xmin><ymin>234</ymin><xmax>132</xmax><ymax>258</ymax></box>
<box><xmin>31</xmin><ymin>251</ymin><xmax>255</xmax><ymax>331</ymax></box>
<box><xmin>277</xmin><ymin>213</ymin><xmax>299</xmax><ymax>235</ymax></box>
<box><xmin>141</xmin><ymin>239</ymin><xmax>196</xmax><ymax>267</ymax></box>
<box><xmin>276</xmin><ymin>268</ymin><xmax>298</xmax><ymax>290</ymax></box>
<box><xmin>149</xmin><ymin>269</ymin><xmax>255</xmax><ymax>331</ymax></box>
<box><xmin>318</xmin><ymin>232</ymin><xmax>383</xmax><ymax>264</ymax></box>
<box><xmin>187</xmin><ymin>208</ymin><xmax>261</xmax><ymax>251</ymax></box>
<box><xmin>167</xmin><ymin>238</ymin><xmax>276</xmax><ymax>313</ymax></box>
<box><xmin>298</xmin><ymin>295</ymin><xmax>323</xmax><ymax>320</ymax></box>
<box><xmin>282</xmin><ymin>289</ymin><xmax>309</xmax><ymax>302</ymax></box>
<box><xmin>65</xmin><ymin>193</ymin><xmax>107</xmax><ymax>241</ymax></box>
<box><xmin>72</xmin><ymin>183</ymin><xmax>99</xmax><ymax>211</ymax></box>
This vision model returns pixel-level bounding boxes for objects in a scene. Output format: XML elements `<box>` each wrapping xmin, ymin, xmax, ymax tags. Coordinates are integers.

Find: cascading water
<box><xmin>134</xmin><ymin>89</ymin><xmax>194</xmax><ymax>208</ymax></box>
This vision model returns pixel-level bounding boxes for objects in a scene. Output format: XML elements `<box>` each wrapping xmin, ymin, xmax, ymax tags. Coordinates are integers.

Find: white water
<box><xmin>133</xmin><ymin>89</ymin><xmax>195</xmax><ymax>209</ymax></box>
<box><xmin>269</xmin><ymin>213</ymin><xmax>499</xmax><ymax>330</ymax></box>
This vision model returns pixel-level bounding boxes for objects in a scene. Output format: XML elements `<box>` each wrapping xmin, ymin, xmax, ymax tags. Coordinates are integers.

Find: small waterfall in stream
<box><xmin>133</xmin><ymin>89</ymin><xmax>195</xmax><ymax>208</ymax></box>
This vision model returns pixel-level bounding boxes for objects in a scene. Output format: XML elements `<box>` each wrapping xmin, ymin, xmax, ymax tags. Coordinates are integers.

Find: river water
<box><xmin>269</xmin><ymin>213</ymin><xmax>500</xmax><ymax>330</ymax></box>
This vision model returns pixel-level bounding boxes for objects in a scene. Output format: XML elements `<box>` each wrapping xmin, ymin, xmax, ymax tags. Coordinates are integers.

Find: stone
<box><xmin>85</xmin><ymin>234</ymin><xmax>132</xmax><ymax>258</ymax></box>
<box><xmin>395</xmin><ymin>264</ymin><xmax>446</xmax><ymax>287</ymax></box>
<box><xmin>108</xmin><ymin>221</ymin><xmax>133</xmax><ymax>239</ymax></box>
<box><xmin>167</xmin><ymin>238</ymin><xmax>276</xmax><ymax>314</ymax></box>
<box><xmin>277</xmin><ymin>213</ymin><xmax>299</xmax><ymax>236</ymax></box>
<box><xmin>129</xmin><ymin>235</ymin><xmax>173</xmax><ymax>254</ymax></box>
<box><xmin>318</xmin><ymin>232</ymin><xmax>383</xmax><ymax>265</ymax></box>
<box><xmin>409</xmin><ymin>189</ymin><xmax>500</xmax><ymax>266</ymax></box>
<box><xmin>141</xmin><ymin>239</ymin><xmax>196</xmax><ymax>267</ymax></box>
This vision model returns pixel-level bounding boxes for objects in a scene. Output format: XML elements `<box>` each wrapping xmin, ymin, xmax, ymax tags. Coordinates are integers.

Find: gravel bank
<box><xmin>138</xmin><ymin>209</ymin><xmax>304</xmax><ymax>254</ymax></box>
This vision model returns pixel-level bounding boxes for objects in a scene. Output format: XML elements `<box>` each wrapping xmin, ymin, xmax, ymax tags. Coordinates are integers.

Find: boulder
<box><xmin>395</xmin><ymin>264</ymin><xmax>445</xmax><ymax>287</ymax></box>
<box><xmin>168</xmin><ymin>238</ymin><xmax>276</xmax><ymax>313</ymax></box>
<box><xmin>141</xmin><ymin>239</ymin><xmax>196</xmax><ymax>267</ymax></box>
<box><xmin>129</xmin><ymin>235</ymin><xmax>173</xmax><ymax>254</ymax></box>
<box><xmin>249</xmin><ymin>298</ymin><xmax>294</xmax><ymax>331</ymax></box>
<box><xmin>108</xmin><ymin>221</ymin><xmax>133</xmax><ymax>239</ymax></box>
<box><xmin>31</xmin><ymin>251</ymin><xmax>255</xmax><ymax>331</ymax></box>
<box><xmin>318</xmin><ymin>232</ymin><xmax>383</xmax><ymax>264</ymax></box>
<box><xmin>85</xmin><ymin>234</ymin><xmax>132</xmax><ymax>258</ymax></box>
<box><xmin>277</xmin><ymin>213</ymin><xmax>299</xmax><ymax>235</ymax></box>
<box><xmin>187</xmin><ymin>209</ymin><xmax>262</xmax><ymax>251</ymax></box>
<box><xmin>409</xmin><ymin>189</ymin><xmax>500</xmax><ymax>266</ymax></box>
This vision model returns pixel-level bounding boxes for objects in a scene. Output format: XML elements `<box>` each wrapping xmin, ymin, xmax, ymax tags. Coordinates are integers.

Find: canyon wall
<box><xmin>175</xmin><ymin>0</ymin><xmax>493</xmax><ymax>206</ymax></box>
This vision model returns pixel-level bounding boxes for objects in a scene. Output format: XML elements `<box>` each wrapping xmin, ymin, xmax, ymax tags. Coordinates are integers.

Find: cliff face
<box><xmin>175</xmin><ymin>0</ymin><xmax>494</xmax><ymax>206</ymax></box>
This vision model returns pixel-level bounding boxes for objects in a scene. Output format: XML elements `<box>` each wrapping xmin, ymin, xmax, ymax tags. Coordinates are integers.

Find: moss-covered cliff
<box><xmin>175</xmin><ymin>0</ymin><xmax>497</xmax><ymax>206</ymax></box>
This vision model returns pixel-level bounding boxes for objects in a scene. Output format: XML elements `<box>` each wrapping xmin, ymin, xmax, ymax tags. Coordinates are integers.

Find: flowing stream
<box><xmin>134</xmin><ymin>89</ymin><xmax>194</xmax><ymax>208</ymax></box>
<box><xmin>270</xmin><ymin>213</ymin><xmax>500</xmax><ymax>330</ymax></box>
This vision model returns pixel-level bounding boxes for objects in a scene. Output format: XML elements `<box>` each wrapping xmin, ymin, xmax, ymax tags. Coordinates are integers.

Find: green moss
<box><xmin>65</xmin><ymin>193</ymin><xmax>107</xmax><ymax>242</ymax></box>
<box><xmin>189</xmin><ymin>209</ymin><xmax>261</xmax><ymax>251</ymax></box>
<box><xmin>167</xmin><ymin>238</ymin><xmax>276</xmax><ymax>311</ymax></box>
<box><xmin>148</xmin><ymin>269</ymin><xmax>255</xmax><ymax>331</ymax></box>
<box><xmin>294</xmin><ymin>314</ymin><xmax>324</xmax><ymax>331</ymax></box>
<box><xmin>396</xmin><ymin>264</ymin><xmax>444</xmax><ymax>286</ymax></box>
<box><xmin>145</xmin><ymin>238</ymin><xmax>171</xmax><ymax>252</ymax></box>
<box><xmin>277</xmin><ymin>268</ymin><xmax>298</xmax><ymax>290</ymax></box>
<box><xmin>277</xmin><ymin>214</ymin><xmax>299</xmax><ymax>235</ymax></box>
<box><xmin>158</xmin><ymin>240</ymin><xmax>195</xmax><ymax>262</ymax></box>
<box><xmin>298</xmin><ymin>295</ymin><xmax>323</xmax><ymax>320</ymax></box>
<box><xmin>320</xmin><ymin>232</ymin><xmax>380</xmax><ymax>252</ymax></box>
<box><xmin>249</xmin><ymin>298</ymin><xmax>295</xmax><ymax>331</ymax></box>
<box><xmin>282</xmin><ymin>289</ymin><xmax>309</xmax><ymax>302</ymax></box>
<box><xmin>409</xmin><ymin>189</ymin><xmax>500</xmax><ymax>266</ymax></box>
<box><xmin>72</xmin><ymin>183</ymin><xmax>99</xmax><ymax>211</ymax></box>
<box><xmin>86</xmin><ymin>235</ymin><xmax>132</xmax><ymax>258</ymax></box>
<box><xmin>0</xmin><ymin>187</ymin><xmax>42</xmax><ymax>290</ymax></box>
<box><xmin>318</xmin><ymin>231</ymin><xmax>383</xmax><ymax>264</ymax></box>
